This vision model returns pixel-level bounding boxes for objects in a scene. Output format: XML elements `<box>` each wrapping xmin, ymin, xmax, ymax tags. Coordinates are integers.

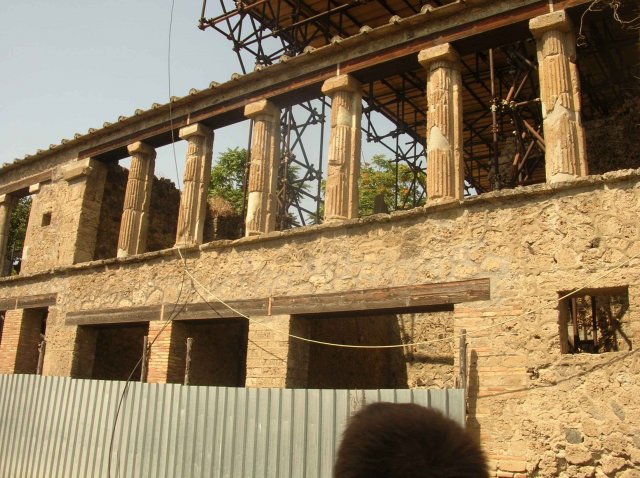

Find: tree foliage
<box><xmin>6</xmin><ymin>196</ymin><xmax>32</xmax><ymax>274</ymax></box>
<box><xmin>358</xmin><ymin>154</ymin><xmax>425</xmax><ymax>216</ymax></box>
<box><xmin>209</xmin><ymin>149</ymin><xmax>425</xmax><ymax>225</ymax></box>
<box><xmin>209</xmin><ymin>147</ymin><xmax>247</xmax><ymax>214</ymax></box>
<box><xmin>209</xmin><ymin>147</ymin><xmax>309</xmax><ymax>228</ymax></box>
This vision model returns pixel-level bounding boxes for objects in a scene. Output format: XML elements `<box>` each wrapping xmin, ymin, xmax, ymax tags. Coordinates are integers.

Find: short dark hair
<box><xmin>334</xmin><ymin>402</ymin><xmax>488</xmax><ymax>478</ymax></box>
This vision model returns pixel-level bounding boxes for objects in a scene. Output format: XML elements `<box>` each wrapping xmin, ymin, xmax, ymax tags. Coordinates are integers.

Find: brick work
<box><xmin>245</xmin><ymin>315</ymin><xmax>310</xmax><ymax>388</ymax></box>
<box><xmin>146</xmin><ymin>321</ymin><xmax>187</xmax><ymax>384</ymax></box>
<box><xmin>455</xmin><ymin>305</ymin><xmax>528</xmax><ymax>476</ymax></box>
<box><xmin>0</xmin><ymin>308</ymin><xmax>46</xmax><ymax>374</ymax></box>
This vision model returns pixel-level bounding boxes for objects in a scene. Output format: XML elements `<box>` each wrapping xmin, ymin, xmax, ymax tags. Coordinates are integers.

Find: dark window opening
<box><xmin>304</xmin><ymin>313</ymin><xmax>408</xmax><ymax>389</ymax></box>
<box><xmin>41</xmin><ymin>212</ymin><xmax>52</xmax><ymax>227</ymax></box>
<box><xmin>0</xmin><ymin>311</ymin><xmax>5</xmax><ymax>346</ymax></box>
<box><xmin>559</xmin><ymin>287</ymin><xmax>630</xmax><ymax>354</ymax></box>
<box><xmin>90</xmin><ymin>323</ymin><xmax>149</xmax><ymax>381</ymax></box>
<box><xmin>179</xmin><ymin>319</ymin><xmax>248</xmax><ymax>386</ymax></box>
<box><xmin>14</xmin><ymin>307</ymin><xmax>48</xmax><ymax>374</ymax></box>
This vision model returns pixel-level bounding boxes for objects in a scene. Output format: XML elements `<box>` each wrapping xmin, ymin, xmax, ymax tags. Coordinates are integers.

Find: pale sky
<box><xmin>0</xmin><ymin>1</ymin><xmax>397</xmax><ymax>190</ymax></box>
<box><xmin>0</xmin><ymin>0</ymin><xmax>250</xmax><ymax>184</ymax></box>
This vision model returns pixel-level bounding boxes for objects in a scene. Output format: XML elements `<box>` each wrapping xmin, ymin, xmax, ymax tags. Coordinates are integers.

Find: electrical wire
<box><xmin>107</xmin><ymin>1</ymin><xmax>181</xmax><ymax>476</ymax></box>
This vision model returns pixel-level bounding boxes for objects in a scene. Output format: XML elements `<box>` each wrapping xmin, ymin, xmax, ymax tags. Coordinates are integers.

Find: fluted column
<box><xmin>175</xmin><ymin>124</ymin><xmax>213</xmax><ymax>247</ymax></box>
<box><xmin>530</xmin><ymin>10</ymin><xmax>588</xmax><ymax>183</ymax></box>
<box><xmin>244</xmin><ymin>100</ymin><xmax>281</xmax><ymax>236</ymax></box>
<box><xmin>117</xmin><ymin>141</ymin><xmax>155</xmax><ymax>257</ymax></box>
<box><xmin>0</xmin><ymin>194</ymin><xmax>17</xmax><ymax>276</ymax></box>
<box><xmin>321</xmin><ymin>74</ymin><xmax>362</xmax><ymax>222</ymax></box>
<box><xmin>418</xmin><ymin>43</ymin><xmax>464</xmax><ymax>201</ymax></box>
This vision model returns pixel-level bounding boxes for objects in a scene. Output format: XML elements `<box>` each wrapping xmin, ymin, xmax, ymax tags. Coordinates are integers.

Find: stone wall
<box><xmin>398</xmin><ymin>311</ymin><xmax>455</xmax><ymax>389</ymax></box>
<box><xmin>585</xmin><ymin>97</ymin><xmax>640</xmax><ymax>175</ymax></box>
<box><xmin>94</xmin><ymin>164</ymin><xmax>181</xmax><ymax>259</ymax></box>
<box><xmin>147</xmin><ymin>176</ymin><xmax>180</xmax><ymax>252</ymax></box>
<box><xmin>0</xmin><ymin>169</ymin><xmax>639</xmax><ymax>476</ymax></box>
<box><xmin>94</xmin><ymin>163</ymin><xmax>126</xmax><ymax>260</ymax></box>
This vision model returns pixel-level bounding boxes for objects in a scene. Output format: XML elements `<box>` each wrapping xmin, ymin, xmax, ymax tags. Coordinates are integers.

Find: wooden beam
<box><xmin>66</xmin><ymin>305</ymin><xmax>163</xmax><ymax>326</ymax></box>
<box><xmin>64</xmin><ymin>279</ymin><xmax>489</xmax><ymax>326</ymax></box>
<box><xmin>0</xmin><ymin>293</ymin><xmax>57</xmax><ymax>311</ymax></box>
<box><xmin>16</xmin><ymin>293</ymin><xmax>57</xmax><ymax>309</ymax></box>
<box><xmin>270</xmin><ymin>278</ymin><xmax>490</xmax><ymax>316</ymax></box>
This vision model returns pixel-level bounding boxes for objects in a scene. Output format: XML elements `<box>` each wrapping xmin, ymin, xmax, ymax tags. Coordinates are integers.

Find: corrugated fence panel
<box><xmin>0</xmin><ymin>374</ymin><xmax>465</xmax><ymax>478</ymax></box>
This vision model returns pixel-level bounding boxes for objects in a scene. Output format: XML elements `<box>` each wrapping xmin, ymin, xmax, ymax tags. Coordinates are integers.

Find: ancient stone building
<box><xmin>0</xmin><ymin>1</ymin><xmax>638</xmax><ymax>476</ymax></box>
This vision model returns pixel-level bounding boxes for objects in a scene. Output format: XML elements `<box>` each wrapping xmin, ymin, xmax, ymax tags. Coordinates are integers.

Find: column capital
<box><xmin>244</xmin><ymin>99</ymin><xmax>279</xmax><ymax>120</ymax></box>
<box><xmin>179</xmin><ymin>123</ymin><xmax>212</xmax><ymax>140</ymax></box>
<box><xmin>321</xmin><ymin>74</ymin><xmax>362</xmax><ymax>96</ymax></box>
<box><xmin>418</xmin><ymin>43</ymin><xmax>460</xmax><ymax>68</ymax></box>
<box><xmin>127</xmin><ymin>141</ymin><xmax>156</xmax><ymax>158</ymax></box>
<box><xmin>529</xmin><ymin>10</ymin><xmax>572</xmax><ymax>37</ymax></box>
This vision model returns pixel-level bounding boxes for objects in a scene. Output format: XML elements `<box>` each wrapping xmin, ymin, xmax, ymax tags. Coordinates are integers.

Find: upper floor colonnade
<box><xmin>0</xmin><ymin>6</ymin><xmax>592</xmax><ymax>271</ymax></box>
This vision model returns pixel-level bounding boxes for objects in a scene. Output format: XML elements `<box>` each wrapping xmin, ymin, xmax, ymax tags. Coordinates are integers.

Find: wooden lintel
<box><xmin>66</xmin><ymin>305</ymin><xmax>162</xmax><ymax>326</ymax></box>
<box><xmin>64</xmin><ymin>279</ymin><xmax>489</xmax><ymax>326</ymax></box>
<box><xmin>270</xmin><ymin>278</ymin><xmax>490</xmax><ymax>316</ymax></box>
<box><xmin>0</xmin><ymin>293</ymin><xmax>57</xmax><ymax>311</ymax></box>
<box><xmin>15</xmin><ymin>293</ymin><xmax>57</xmax><ymax>309</ymax></box>
<box><xmin>0</xmin><ymin>298</ymin><xmax>18</xmax><ymax>311</ymax></box>
<box><xmin>170</xmin><ymin>300</ymin><xmax>266</xmax><ymax>321</ymax></box>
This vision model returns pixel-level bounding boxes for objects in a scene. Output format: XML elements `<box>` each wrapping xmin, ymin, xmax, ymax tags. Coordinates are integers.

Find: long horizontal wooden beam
<box><xmin>73</xmin><ymin>0</ymin><xmax>589</xmax><ymax>163</ymax></box>
<box><xmin>65</xmin><ymin>278</ymin><xmax>490</xmax><ymax>326</ymax></box>
<box><xmin>0</xmin><ymin>293</ymin><xmax>57</xmax><ymax>311</ymax></box>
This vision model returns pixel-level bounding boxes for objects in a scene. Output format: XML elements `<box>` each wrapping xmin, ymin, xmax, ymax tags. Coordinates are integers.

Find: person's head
<box><xmin>334</xmin><ymin>402</ymin><xmax>488</xmax><ymax>478</ymax></box>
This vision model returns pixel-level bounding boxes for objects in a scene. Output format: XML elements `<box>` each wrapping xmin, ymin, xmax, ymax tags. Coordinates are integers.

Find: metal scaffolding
<box><xmin>198</xmin><ymin>0</ymin><xmax>636</xmax><ymax>227</ymax></box>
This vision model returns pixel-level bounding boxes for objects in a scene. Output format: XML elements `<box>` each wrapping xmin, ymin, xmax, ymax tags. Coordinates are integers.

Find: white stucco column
<box><xmin>530</xmin><ymin>10</ymin><xmax>588</xmax><ymax>183</ymax></box>
<box><xmin>321</xmin><ymin>74</ymin><xmax>362</xmax><ymax>222</ymax></box>
<box><xmin>175</xmin><ymin>123</ymin><xmax>214</xmax><ymax>247</ymax></box>
<box><xmin>244</xmin><ymin>100</ymin><xmax>281</xmax><ymax>236</ymax></box>
<box><xmin>418</xmin><ymin>43</ymin><xmax>464</xmax><ymax>201</ymax></box>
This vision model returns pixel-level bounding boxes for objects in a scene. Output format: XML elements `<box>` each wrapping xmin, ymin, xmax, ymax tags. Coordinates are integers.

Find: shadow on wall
<box><xmin>467</xmin><ymin>350</ymin><xmax>481</xmax><ymax>442</ymax></box>
<box><xmin>301</xmin><ymin>314</ymin><xmax>409</xmax><ymax>389</ymax></box>
<box><xmin>93</xmin><ymin>164</ymin><xmax>181</xmax><ymax>260</ymax></box>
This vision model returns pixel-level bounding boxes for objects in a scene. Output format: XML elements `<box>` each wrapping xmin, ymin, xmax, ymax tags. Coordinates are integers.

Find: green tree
<box><xmin>6</xmin><ymin>196</ymin><xmax>32</xmax><ymax>274</ymax></box>
<box><xmin>209</xmin><ymin>148</ymin><xmax>309</xmax><ymax>228</ymax></box>
<box><xmin>209</xmin><ymin>147</ymin><xmax>247</xmax><ymax>214</ymax></box>
<box><xmin>358</xmin><ymin>154</ymin><xmax>425</xmax><ymax>216</ymax></box>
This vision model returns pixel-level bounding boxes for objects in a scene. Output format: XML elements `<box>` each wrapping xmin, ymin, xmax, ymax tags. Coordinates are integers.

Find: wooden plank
<box><xmin>65</xmin><ymin>305</ymin><xmax>162</xmax><ymax>326</ymax></box>
<box><xmin>0</xmin><ymin>298</ymin><xmax>17</xmax><ymax>311</ymax></box>
<box><xmin>15</xmin><ymin>293</ymin><xmax>57</xmax><ymax>309</ymax></box>
<box><xmin>270</xmin><ymin>278</ymin><xmax>490</xmax><ymax>316</ymax></box>
<box><xmin>170</xmin><ymin>299</ymin><xmax>267</xmax><ymax>321</ymax></box>
<box><xmin>64</xmin><ymin>279</ymin><xmax>489</xmax><ymax>325</ymax></box>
